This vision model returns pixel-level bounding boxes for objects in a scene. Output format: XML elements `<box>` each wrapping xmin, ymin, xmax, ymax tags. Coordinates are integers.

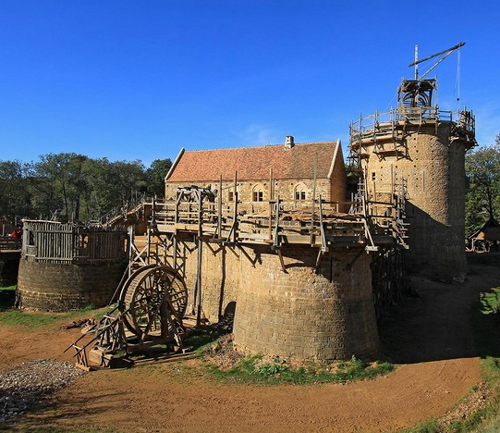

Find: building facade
<box><xmin>165</xmin><ymin>137</ymin><xmax>346</xmax><ymax>212</ymax></box>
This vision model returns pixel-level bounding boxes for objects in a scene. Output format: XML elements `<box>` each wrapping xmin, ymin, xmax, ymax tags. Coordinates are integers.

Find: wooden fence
<box><xmin>22</xmin><ymin>220</ymin><xmax>126</xmax><ymax>264</ymax></box>
<box><xmin>0</xmin><ymin>236</ymin><xmax>21</xmax><ymax>251</ymax></box>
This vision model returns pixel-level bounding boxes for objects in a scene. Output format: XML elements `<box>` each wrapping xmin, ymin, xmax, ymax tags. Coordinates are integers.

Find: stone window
<box><xmin>294</xmin><ymin>183</ymin><xmax>308</xmax><ymax>201</ymax></box>
<box><xmin>228</xmin><ymin>190</ymin><xmax>234</xmax><ymax>202</ymax></box>
<box><xmin>252</xmin><ymin>184</ymin><xmax>264</xmax><ymax>202</ymax></box>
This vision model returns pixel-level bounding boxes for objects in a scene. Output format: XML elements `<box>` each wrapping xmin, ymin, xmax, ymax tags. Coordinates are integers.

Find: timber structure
<box><xmin>17</xmin><ymin>221</ymin><xmax>127</xmax><ymax>311</ymax></box>
<box><xmin>69</xmin><ymin>170</ymin><xmax>408</xmax><ymax>368</ymax></box>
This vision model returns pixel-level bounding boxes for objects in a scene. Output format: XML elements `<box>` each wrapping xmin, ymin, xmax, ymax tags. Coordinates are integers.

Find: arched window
<box><xmin>294</xmin><ymin>183</ymin><xmax>308</xmax><ymax>201</ymax></box>
<box><xmin>252</xmin><ymin>184</ymin><xmax>264</xmax><ymax>202</ymax></box>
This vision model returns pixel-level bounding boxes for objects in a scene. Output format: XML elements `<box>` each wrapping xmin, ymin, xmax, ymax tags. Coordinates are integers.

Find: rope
<box><xmin>456</xmin><ymin>47</ymin><xmax>461</xmax><ymax>111</ymax></box>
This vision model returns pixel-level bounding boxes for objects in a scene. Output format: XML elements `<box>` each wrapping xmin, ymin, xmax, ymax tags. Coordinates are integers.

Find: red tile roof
<box><xmin>167</xmin><ymin>141</ymin><xmax>341</xmax><ymax>182</ymax></box>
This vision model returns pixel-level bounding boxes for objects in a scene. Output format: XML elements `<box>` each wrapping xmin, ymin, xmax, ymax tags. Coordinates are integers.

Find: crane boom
<box><xmin>408</xmin><ymin>42</ymin><xmax>465</xmax><ymax>67</ymax></box>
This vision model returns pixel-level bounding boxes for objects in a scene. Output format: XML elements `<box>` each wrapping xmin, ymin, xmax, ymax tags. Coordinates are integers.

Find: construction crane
<box><xmin>409</xmin><ymin>42</ymin><xmax>465</xmax><ymax>80</ymax></box>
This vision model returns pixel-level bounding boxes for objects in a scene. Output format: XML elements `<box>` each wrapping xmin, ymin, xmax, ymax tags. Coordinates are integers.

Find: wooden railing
<box><xmin>0</xmin><ymin>236</ymin><xmax>21</xmax><ymax>251</ymax></box>
<box><xmin>150</xmin><ymin>192</ymin><xmax>407</xmax><ymax>251</ymax></box>
<box><xmin>349</xmin><ymin>106</ymin><xmax>475</xmax><ymax>140</ymax></box>
<box><xmin>22</xmin><ymin>220</ymin><xmax>126</xmax><ymax>264</ymax></box>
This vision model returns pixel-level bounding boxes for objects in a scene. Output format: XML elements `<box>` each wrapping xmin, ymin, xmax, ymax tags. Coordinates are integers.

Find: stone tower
<box><xmin>349</xmin><ymin>77</ymin><xmax>476</xmax><ymax>280</ymax></box>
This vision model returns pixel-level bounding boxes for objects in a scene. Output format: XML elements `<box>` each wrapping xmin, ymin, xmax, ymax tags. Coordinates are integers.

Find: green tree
<box><xmin>29</xmin><ymin>153</ymin><xmax>89</xmax><ymax>221</ymax></box>
<box><xmin>0</xmin><ymin>160</ymin><xmax>32</xmax><ymax>221</ymax></box>
<box><xmin>82</xmin><ymin>158</ymin><xmax>147</xmax><ymax>219</ymax></box>
<box><xmin>146</xmin><ymin>158</ymin><xmax>172</xmax><ymax>198</ymax></box>
<box><xmin>465</xmin><ymin>134</ymin><xmax>500</xmax><ymax>236</ymax></box>
<box><xmin>0</xmin><ymin>153</ymin><xmax>156</xmax><ymax>222</ymax></box>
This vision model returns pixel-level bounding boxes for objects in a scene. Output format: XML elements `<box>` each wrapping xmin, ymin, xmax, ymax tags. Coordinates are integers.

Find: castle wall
<box><xmin>165</xmin><ymin>178</ymin><xmax>339</xmax><ymax>211</ymax></box>
<box><xmin>175</xmin><ymin>235</ymin><xmax>379</xmax><ymax>361</ymax></box>
<box><xmin>363</xmin><ymin>123</ymin><xmax>467</xmax><ymax>279</ymax></box>
<box><xmin>17</xmin><ymin>260</ymin><xmax>125</xmax><ymax>311</ymax></box>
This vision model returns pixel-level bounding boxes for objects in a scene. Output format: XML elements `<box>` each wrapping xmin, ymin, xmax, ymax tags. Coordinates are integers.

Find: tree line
<box><xmin>0</xmin><ymin>153</ymin><xmax>171</xmax><ymax>223</ymax></box>
<box><xmin>465</xmin><ymin>133</ymin><xmax>500</xmax><ymax>236</ymax></box>
<box><xmin>1</xmin><ymin>134</ymin><xmax>498</xmax><ymax>233</ymax></box>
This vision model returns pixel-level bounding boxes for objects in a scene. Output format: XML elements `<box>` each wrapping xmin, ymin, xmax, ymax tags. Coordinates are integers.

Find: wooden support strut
<box><xmin>273</xmin><ymin>195</ymin><xmax>281</xmax><ymax>249</ymax></box>
<box><xmin>195</xmin><ymin>236</ymin><xmax>203</xmax><ymax>326</ymax></box>
<box><xmin>217</xmin><ymin>175</ymin><xmax>222</xmax><ymax>238</ymax></box>
<box><xmin>226</xmin><ymin>171</ymin><xmax>239</xmax><ymax>243</ymax></box>
<box><xmin>309</xmin><ymin>153</ymin><xmax>317</xmax><ymax>245</ymax></box>
<box><xmin>315</xmin><ymin>195</ymin><xmax>329</xmax><ymax>270</ymax></box>
<box><xmin>361</xmin><ymin>177</ymin><xmax>378</xmax><ymax>252</ymax></box>
<box><xmin>272</xmin><ymin>195</ymin><xmax>287</xmax><ymax>273</ymax></box>
<box><xmin>268</xmin><ymin>168</ymin><xmax>273</xmax><ymax>242</ymax></box>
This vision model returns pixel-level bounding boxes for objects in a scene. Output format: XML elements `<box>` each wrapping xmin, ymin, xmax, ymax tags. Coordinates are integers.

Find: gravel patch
<box><xmin>0</xmin><ymin>359</ymin><xmax>86</xmax><ymax>421</ymax></box>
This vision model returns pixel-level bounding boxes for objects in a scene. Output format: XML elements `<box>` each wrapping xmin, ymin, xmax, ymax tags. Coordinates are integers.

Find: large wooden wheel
<box><xmin>118</xmin><ymin>265</ymin><xmax>188</xmax><ymax>340</ymax></box>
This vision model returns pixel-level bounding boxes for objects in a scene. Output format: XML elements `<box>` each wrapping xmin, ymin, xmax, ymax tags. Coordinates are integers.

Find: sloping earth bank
<box><xmin>1</xmin><ymin>253</ymin><xmax>500</xmax><ymax>433</ymax></box>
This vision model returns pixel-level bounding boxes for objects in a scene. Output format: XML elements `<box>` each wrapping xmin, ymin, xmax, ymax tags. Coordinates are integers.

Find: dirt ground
<box><xmin>1</xmin><ymin>253</ymin><xmax>500</xmax><ymax>433</ymax></box>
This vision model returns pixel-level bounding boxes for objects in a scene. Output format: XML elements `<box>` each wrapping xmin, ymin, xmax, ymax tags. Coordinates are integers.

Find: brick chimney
<box><xmin>285</xmin><ymin>135</ymin><xmax>295</xmax><ymax>149</ymax></box>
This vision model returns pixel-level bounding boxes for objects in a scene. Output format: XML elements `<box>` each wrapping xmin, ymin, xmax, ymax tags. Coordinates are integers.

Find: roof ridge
<box><xmin>184</xmin><ymin>141</ymin><xmax>337</xmax><ymax>152</ymax></box>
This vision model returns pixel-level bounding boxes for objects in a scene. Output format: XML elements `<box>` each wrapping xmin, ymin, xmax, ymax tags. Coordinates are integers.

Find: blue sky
<box><xmin>1</xmin><ymin>0</ymin><xmax>499</xmax><ymax>166</ymax></box>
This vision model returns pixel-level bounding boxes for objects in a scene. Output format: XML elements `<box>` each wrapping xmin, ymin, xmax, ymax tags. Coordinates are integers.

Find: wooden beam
<box><xmin>218</xmin><ymin>175</ymin><xmax>222</xmax><ymax>238</ymax></box>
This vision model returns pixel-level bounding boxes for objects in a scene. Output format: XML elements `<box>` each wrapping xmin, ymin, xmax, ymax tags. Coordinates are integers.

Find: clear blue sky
<box><xmin>1</xmin><ymin>0</ymin><xmax>499</xmax><ymax>166</ymax></box>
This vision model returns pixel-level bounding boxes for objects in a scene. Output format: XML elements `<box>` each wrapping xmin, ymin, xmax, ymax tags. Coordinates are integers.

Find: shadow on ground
<box><xmin>0</xmin><ymin>390</ymin><xmax>121</xmax><ymax>433</ymax></box>
<box><xmin>378</xmin><ymin>252</ymin><xmax>500</xmax><ymax>364</ymax></box>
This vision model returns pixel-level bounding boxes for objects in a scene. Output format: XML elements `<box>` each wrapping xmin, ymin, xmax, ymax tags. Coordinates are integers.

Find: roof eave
<box><xmin>327</xmin><ymin>139</ymin><xmax>341</xmax><ymax>180</ymax></box>
<box><xmin>165</xmin><ymin>148</ymin><xmax>185</xmax><ymax>181</ymax></box>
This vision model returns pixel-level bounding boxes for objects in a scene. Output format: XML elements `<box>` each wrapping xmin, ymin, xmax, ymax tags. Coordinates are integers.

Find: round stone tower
<box><xmin>17</xmin><ymin>221</ymin><xmax>126</xmax><ymax>311</ymax></box>
<box><xmin>232</xmin><ymin>244</ymin><xmax>379</xmax><ymax>361</ymax></box>
<box><xmin>177</xmin><ymin>237</ymin><xmax>380</xmax><ymax>361</ymax></box>
<box><xmin>349</xmin><ymin>78</ymin><xmax>475</xmax><ymax>280</ymax></box>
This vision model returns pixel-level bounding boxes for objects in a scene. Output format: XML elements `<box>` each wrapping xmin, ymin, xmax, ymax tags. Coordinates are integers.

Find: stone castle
<box><xmin>15</xmin><ymin>75</ymin><xmax>476</xmax><ymax>364</ymax></box>
<box><xmin>158</xmin><ymin>76</ymin><xmax>475</xmax><ymax>361</ymax></box>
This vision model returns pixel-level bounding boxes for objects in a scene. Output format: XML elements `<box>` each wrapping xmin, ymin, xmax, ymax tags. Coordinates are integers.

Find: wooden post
<box><xmin>390</xmin><ymin>163</ymin><xmax>394</xmax><ymax>208</ymax></box>
<box><xmin>196</xmin><ymin>236</ymin><xmax>203</xmax><ymax>326</ymax></box>
<box><xmin>218</xmin><ymin>175</ymin><xmax>222</xmax><ymax>238</ymax></box>
<box><xmin>127</xmin><ymin>225</ymin><xmax>134</xmax><ymax>277</ymax></box>
<box><xmin>273</xmin><ymin>195</ymin><xmax>281</xmax><ymax>248</ymax></box>
<box><xmin>146</xmin><ymin>226</ymin><xmax>151</xmax><ymax>265</ymax></box>
<box><xmin>173</xmin><ymin>236</ymin><xmax>178</xmax><ymax>272</ymax></box>
<box><xmin>174</xmin><ymin>192</ymin><xmax>180</xmax><ymax>226</ymax></box>
<box><xmin>152</xmin><ymin>196</ymin><xmax>156</xmax><ymax>225</ymax></box>
<box><xmin>268</xmin><ymin>201</ymin><xmax>273</xmax><ymax>242</ymax></box>
<box><xmin>233</xmin><ymin>171</ymin><xmax>238</xmax><ymax>244</ymax></box>
<box><xmin>268</xmin><ymin>168</ymin><xmax>273</xmax><ymax>242</ymax></box>
<box><xmin>198</xmin><ymin>190</ymin><xmax>203</xmax><ymax>237</ymax></box>
<box><xmin>270</xmin><ymin>168</ymin><xmax>274</xmax><ymax>200</ymax></box>
<box><xmin>309</xmin><ymin>154</ymin><xmax>318</xmax><ymax>245</ymax></box>
<box><xmin>319</xmin><ymin>195</ymin><xmax>327</xmax><ymax>252</ymax></box>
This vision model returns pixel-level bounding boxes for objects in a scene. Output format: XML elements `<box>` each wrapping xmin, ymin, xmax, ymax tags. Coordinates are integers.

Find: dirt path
<box><xmin>2</xmin><ymin>253</ymin><xmax>499</xmax><ymax>433</ymax></box>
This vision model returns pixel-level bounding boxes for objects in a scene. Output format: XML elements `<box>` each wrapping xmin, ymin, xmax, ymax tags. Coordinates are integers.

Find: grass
<box><xmin>0</xmin><ymin>284</ymin><xmax>104</xmax><ymax>329</ymax></box>
<box><xmin>0</xmin><ymin>304</ymin><xmax>101</xmax><ymax>328</ymax></box>
<box><xmin>0</xmin><ymin>284</ymin><xmax>16</xmax><ymax>304</ymax></box>
<box><xmin>479</xmin><ymin>287</ymin><xmax>500</xmax><ymax>315</ymax></box>
<box><xmin>182</xmin><ymin>326</ymin><xmax>227</xmax><ymax>353</ymax></box>
<box><xmin>203</xmin><ymin>352</ymin><xmax>394</xmax><ymax>385</ymax></box>
<box><xmin>0</xmin><ymin>284</ymin><xmax>16</xmax><ymax>293</ymax></box>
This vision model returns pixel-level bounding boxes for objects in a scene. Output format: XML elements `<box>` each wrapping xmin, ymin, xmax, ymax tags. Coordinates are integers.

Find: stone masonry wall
<box><xmin>165</xmin><ymin>177</ymin><xmax>341</xmax><ymax>212</ymax></box>
<box><xmin>233</xmin><ymin>245</ymin><xmax>378</xmax><ymax>360</ymax></box>
<box><xmin>174</xmin><ymin>236</ymin><xmax>379</xmax><ymax>361</ymax></box>
<box><xmin>363</xmin><ymin>123</ymin><xmax>467</xmax><ymax>279</ymax></box>
<box><xmin>17</xmin><ymin>260</ymin><xmax>125</xmax><ymax>311</ymax></box>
